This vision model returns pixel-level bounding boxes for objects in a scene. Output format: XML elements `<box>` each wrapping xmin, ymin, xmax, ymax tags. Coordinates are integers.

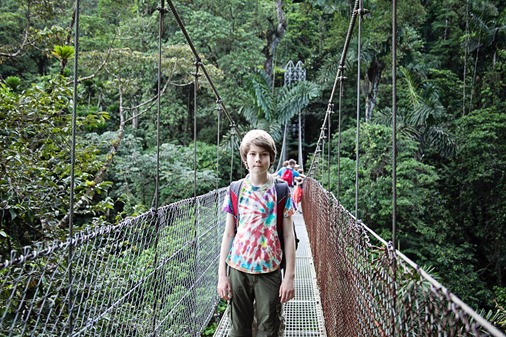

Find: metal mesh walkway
<box><xmin>213</xmin><ymin>213</ymin><xmax>327</xmax><ymax>337</ymax></box>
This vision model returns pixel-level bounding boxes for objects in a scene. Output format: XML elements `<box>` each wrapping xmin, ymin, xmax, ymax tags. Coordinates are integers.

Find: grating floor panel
<box><xmin>213</xmin><ymin>214</ymin><xmax>327</xmax><ymax>337</ymax></box>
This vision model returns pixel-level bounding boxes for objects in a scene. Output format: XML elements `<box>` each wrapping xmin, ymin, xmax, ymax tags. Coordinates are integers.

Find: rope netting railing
<box><xmin>302</xmin><ymin>177</ymin><xmax>504</xmax><ymax>337</ymax></box>
<box><xmin>0</xmin><ymin>188</ymin><xmax>227</xmax><ymax>337</ymax></box>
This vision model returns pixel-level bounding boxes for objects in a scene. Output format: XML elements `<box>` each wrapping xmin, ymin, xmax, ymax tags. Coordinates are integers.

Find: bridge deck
<box><xmin>213</xmin><ymin>213</ymin><xmax>327</xmax><ymax>337</ymax></box>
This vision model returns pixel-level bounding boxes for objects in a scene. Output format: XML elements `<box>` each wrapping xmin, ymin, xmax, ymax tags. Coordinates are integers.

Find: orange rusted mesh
<box><xmin>302</xmin><ymin>177</ymin><xmax>503</xmax><ymax>337</ymax></box>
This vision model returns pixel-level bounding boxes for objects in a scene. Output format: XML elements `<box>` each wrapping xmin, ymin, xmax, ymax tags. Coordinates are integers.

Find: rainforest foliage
<box><xmin>1</xmin><ymin>0</ymin><xmax>505</xmax><ymax>319</ymax></box>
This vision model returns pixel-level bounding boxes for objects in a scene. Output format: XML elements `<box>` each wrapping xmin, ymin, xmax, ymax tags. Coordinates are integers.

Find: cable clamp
<box><xmin>355</xmin><ymin>8</ymin><xmax>369</xmax><ymax>16</ymax></box>
<box><xmin>156</xmin><ymin>6</ymin><xmax>169</xmax><ymax>14</ymax></box>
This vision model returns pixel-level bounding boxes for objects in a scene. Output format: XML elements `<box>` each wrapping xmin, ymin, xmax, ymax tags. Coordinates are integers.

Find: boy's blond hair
<box><xmin>240</xmin><ymin>129</ymin><xmax>277</xmax><ymax>168</ymax></box>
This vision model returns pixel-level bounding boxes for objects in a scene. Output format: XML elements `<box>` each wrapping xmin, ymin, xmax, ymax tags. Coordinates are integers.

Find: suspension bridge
<box><xmin>1</xmin><ymin>0</ymin><xmax>505</xmax><ymax>336</ymax></box>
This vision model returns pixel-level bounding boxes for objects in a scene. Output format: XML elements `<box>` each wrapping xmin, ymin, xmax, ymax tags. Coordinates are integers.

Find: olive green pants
<box><xmin>228</xmin><ymin>268</ymin><xmax>285</xmax><ymax>337</ymax></box>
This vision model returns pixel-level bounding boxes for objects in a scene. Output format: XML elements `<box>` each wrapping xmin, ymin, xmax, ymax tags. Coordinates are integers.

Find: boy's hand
<box><xmin>279</xmin><ymin>277</ymin><xmax>295</xmax><ymax>303</ymax></box>
<box><xmin>217</xmin><ymin>275</ymin><xmax>232</xmax><ymax>300</ymax></box>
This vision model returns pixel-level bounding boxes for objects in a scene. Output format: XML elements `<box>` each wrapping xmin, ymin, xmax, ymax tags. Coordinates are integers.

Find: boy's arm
<box><xmin>217</xmin><ymin>213</ymin><xmax>235</xmax><ymax>300</ymax></box>
<box><xmin>279</xmin><ymin>215</ymin><xmax>296</xmax><ymax>303</ymax></box>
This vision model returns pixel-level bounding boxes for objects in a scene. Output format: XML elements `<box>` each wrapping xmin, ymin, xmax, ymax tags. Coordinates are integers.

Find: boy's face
<box><xmin>246</xmin><ymin>144</ymin><xmax>271</xmax><ymax>175</ymax></box>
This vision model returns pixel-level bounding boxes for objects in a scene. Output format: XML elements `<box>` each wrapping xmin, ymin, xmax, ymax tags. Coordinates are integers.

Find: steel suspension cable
<box><xmin>69</xmin><ymin>0</ymin><xmax>81</xmax><ymax>334</ymax></box>
<box><xmin>391</xmin><ymin>4</ymin><xmax>398</xmax><ymax>334</ymax></box>
<box><xmin>327</xmin><ymin>110</ymin><xmax>331</xmax><ymax>189</ymax></box>
<box><xmin>155</xmin><ymin>3</ymin><xmax>167</xmax><ymax>211</ymax></box>
<box><xmin>166</xmin><ymin>0</ymin><xmax>242</xmax><ymax>139</ymax></box>
<box><xmin>355</xmin><ymin>0</ymin><xmax>364</xmax><ymax>222</ymax></box>
<box><xmin>329</xmin><ymin>0</ymin><xmax>360</xmax><ymax>104</ymax></box>
<box><xmin>321</xmin><ymin>134</ymin><xmax>325</xmax><ymax>183</ymax></box>
<box><xmin>166</xmin><ymin>0</ymin><xmax>244</xmax><ymax>183</ymax></box>
<box><xmin>298</xmin><ymin>111</ymin><xmax>303</xmax><ymax>171</ymax></box>
<box><xmin>336</xmin><ymin>76</ymin><xmax>344</xmax><ymax>200</ymax></box>
<box><xmin>306</xmin><ymin>0</ymin><xmax>360</xmax><ymax>176</ymax></box>
<box><xmin>230</xmin><ymin>126</ymin><xmax>235</xmax><ymax>183</ymax></box>
<box><xmin>276</xmin><ymin>123</ymin><xmax>288</xmax><ymax>171</ymax></box>
<box><xmin>193</xmin><ymin>62</ymin><xmax>200</xmax><ymax>199</ymax></box>
<box><xmin>392</xmin><ymin>0</ymin><xmax>397</xmax><ymax>252</ymax></box>
<box><xmin>216</xmin><ymin>100</ymin><xmax>222</xmax><ymax>190</ymax></box>
<box><xmin>152</xmin><ymin>1</ymin><xmax>167</xmax><ymax>333</ymax></box>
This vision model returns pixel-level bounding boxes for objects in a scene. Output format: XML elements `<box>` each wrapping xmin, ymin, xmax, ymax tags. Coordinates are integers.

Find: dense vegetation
<box><xmin>1</xmin><ymin>0</ymin><xmax>504</xmax><ymax>326</ymax></box>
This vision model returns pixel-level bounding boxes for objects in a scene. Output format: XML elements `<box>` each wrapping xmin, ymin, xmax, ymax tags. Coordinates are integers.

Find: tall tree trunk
<box><xmin>365</xmin><ymin>57</ymin><xmax>384</xmax><ymax>122</ymax></box>
<box><xmin>66</xmin><ymin>9</ymin><xmax>76</xmax><ymax>46</ymax></box>
<box><xmin>462</xmin><ymin>0</ymin><xmax>470</xmax><ymax>115</ymax></box>
<box><xmin>58</xmin><ymin>85</ymin><xmax>127</xmax><ymax>228</ymax></box>
<box><xmin>470</xmin><ymin>45</ymin><xmax>480</xmax><ymax>111</ymax></box>
<box><xmin>263</xmin><ymin>0</ymin><xmax>287</xmax><ymax>77</ymax></box>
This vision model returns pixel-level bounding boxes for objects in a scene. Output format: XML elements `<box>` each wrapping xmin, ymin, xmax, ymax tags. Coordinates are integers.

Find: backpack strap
<box><xmin>274</xmin><ymin>179</ymin><xmax>289</xmax><ymax>237</ymax></box>
<box><xmin>229</xmin><ymin>179</ymin><xmax>244</xmax><ymax>227</ymax></box>
<box><xmin>274</xmin><ymin>179</ymin><xmax>299</xmax><ymax>270</ymax></box>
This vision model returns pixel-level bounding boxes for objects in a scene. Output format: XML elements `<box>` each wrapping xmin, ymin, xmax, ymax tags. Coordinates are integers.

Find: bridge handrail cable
<box><xmin>166</xmin><ymin>0</ymin><xmax>242</xmax><ymax>140</ymax></box>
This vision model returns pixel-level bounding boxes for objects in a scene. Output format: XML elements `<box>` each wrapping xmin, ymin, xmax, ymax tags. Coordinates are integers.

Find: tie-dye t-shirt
<box><xmin>222</xmin><ymin>176</ymin><xmax>295</xmax><ymax>274</ymax></box>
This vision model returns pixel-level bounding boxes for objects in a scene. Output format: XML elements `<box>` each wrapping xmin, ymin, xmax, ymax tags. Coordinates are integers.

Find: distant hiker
<box><xmin>276</xmin><ymin>159</ymin><xmax>300</xmax><ymax>188</ymax></box>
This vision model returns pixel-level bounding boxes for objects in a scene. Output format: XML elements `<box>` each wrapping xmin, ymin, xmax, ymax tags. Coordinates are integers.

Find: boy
<box><xmin>217</xmin><ymin>129</ymin><xmax>296</xmax><ymax>337</ymax></box>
